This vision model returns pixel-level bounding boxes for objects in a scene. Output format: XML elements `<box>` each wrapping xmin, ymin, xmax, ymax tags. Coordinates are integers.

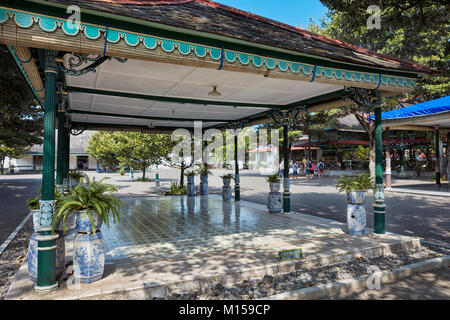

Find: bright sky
<box><xmin>216</xmin><ymin>0</ymin><xmax>328</xmax><ymax>29</ymax></box>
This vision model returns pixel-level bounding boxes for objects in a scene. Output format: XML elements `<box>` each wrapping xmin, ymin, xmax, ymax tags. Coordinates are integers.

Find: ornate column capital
<box><xmin>267</xmin><ymin>105</ymin><xmax>307</xmax><ymax>128</ymax></box>
<box><xmin>44</xmin><ymin>50</ymin><xmax>59</xmax><ymax>74</ymax></box>
<box><xmin>343</xmin><ymin>87</ymin><xmax>381</xmax><ymax>112</ymax></box>
<box><xmin>225</xmin><ymin>120</ymin><xmax>249</xmax><ymax>133</ymax></box>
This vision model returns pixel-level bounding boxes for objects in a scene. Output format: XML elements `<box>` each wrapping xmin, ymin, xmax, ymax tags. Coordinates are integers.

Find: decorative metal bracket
<box><xmin>57</xmin><ymin>53</ymin><xmax>127</xmax><ymax>76</ymax></box>
<box><xmin>267</xmin><ymin>105</ymin><xmax>307</xmax><ymax>128</ymax></box>
<box><xmin>44</xmin><ymin>50</ymin><xmax>58</xmax><ymax>73</ymax></box>
<box><xmin>342</xmin><ymin>87</ymin><xmax>381</xmax><ymax>113</ymax></box>
<box><xmin>225</xmin><ymin>120</ymin><xmax>250</xmax><ymax>133</ymax></box>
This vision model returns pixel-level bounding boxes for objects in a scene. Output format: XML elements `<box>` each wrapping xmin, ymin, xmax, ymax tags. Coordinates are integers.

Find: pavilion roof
<box><xmin>46</xmin><ymin>0</ymin><xmax>434</xmax><ymax>75</ymax></box>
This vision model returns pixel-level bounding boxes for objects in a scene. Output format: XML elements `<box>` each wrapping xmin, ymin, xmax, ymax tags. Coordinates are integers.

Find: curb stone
<box><xmin>259</xmin><ymin>255</ymin><xmax>450</xmax><ymax>300</ymax></box>
<box><xmin>0</xmin><ymin>212</ymin><xmax>32</xmax><ymax>256</ymax></box>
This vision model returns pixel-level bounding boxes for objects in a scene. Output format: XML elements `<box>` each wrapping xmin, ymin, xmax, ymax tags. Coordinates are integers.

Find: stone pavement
<box><xmin>328</xmin><ymin>267</ymin><xmax>450</xmax><ymax>300</ymax></box>
<box><xmin>5</xmin><ymin>194</ymin><xmax>421</xmax><ymax>300</ymax></box>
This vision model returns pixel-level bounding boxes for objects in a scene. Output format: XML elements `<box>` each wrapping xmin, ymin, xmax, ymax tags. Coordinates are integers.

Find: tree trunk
<box><xmin>180</xmin><ymin>166</ymin><xmax>185</xmax><ymax>187</ymax></box>
<box><xmin>142</xmin><ymin>167</ymin><xmax>146</xmax><ymax>179</ymax></box>
<box><xmin>0</xmin><ymin>156</ymin><xmax>4</xmax><ymax>175</ymax></box>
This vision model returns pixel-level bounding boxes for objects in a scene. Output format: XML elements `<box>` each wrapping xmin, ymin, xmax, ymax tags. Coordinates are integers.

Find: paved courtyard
<box><xmin>6</xmin><ymin>194</ymin><xmax>421</xmax><ymax>300</ymax></box>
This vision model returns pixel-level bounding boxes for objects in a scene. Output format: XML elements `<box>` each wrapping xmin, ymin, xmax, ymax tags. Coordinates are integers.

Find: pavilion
<box><xmin>376</xmin><ymin>96</ymin><xmax>450</xmax><ymax>187</ymax></box>
<box><xmin>0</xmin><ymin>0</ymin><xmax>436</xmax><ymax>292</ymax></box>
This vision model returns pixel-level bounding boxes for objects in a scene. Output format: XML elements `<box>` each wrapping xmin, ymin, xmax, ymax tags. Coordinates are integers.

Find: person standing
<box><xmin>311</xmin><ymin>162</ymin><xmax>316</xmax><ymax>179</ymax></box>
<box><xmin>317</xmin><ymin>159</ymin><xmax>325</xmax><ymax>179</ymax></box>
<box><xmin>305</xmin><ymin>158</ymin><xmax>312</xmax><ymax>181</ymax></box>
<box><xmin>292</xmin><ymin>161</ymin><xmax>298</xmax><ymax>180</ymax></box>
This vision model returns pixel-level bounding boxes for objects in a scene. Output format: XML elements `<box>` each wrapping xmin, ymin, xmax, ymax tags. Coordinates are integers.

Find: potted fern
<box><xmin>266</xmin><ymin>173</ymin><xmax>282</xmax><ymax>213</ymax></box>
<box><xmin>220</xmin><ymin>173</ymin><xmax>234</xmax><ymax>201</ymax></box>
<box><xmin>185</xmin><ymin>170</ymin><xmax>197</xmax><ymax>196</ymax></box>
<box><xmin>67</xmin><ymin>170</ymin><xmax>86</xmax><ymax>188</ymax></box>
<box><xmin>198</xmin><ymin>165</ymin><xmax>213</xmax><ymax>195</ymax></box>
<box><xmin>336</xmin><ymin>173</ymin><xmax>374</xmax><ymax>236</ymax></box>
<box><xmin>53</xmin><ymin>177</ymin><xmax>121</xmax><ymax>283</ymax></box>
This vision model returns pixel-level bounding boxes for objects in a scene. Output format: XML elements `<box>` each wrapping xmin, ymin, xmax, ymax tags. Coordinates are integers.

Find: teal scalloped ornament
<box><xmin>38</xmin><ymin>16</ymin><xmax>59</xmax><ymax>32</ymax></box>
<box><xmin>225</xmin><ymin>51</ymin><xmax>237</xmax><ymax>63</ymax></box>
<box><xmin>238</xmin><ymin>53</ymin><xmax>250</xmax><ymax>65</ymax></box>
<box><xmin>252</xmin><ymin>56</ymin><xmax>263</xmax><ymax>67</ymax></box>
<box><xmin>334</xmin><ymin>69</ymin><xmax>343</xmax><ymax>79</ymax></box>
<box><xmin>124</xmin><ymin>32</ymin><xmax>140</xmax><ymax>46</ymax></box>
<box><xmin>265</xmin><ymin>58</ymin><xmax>276</xmax><ymax>70</ymax></box>
<box><xmin>302</xmin><ymin>65</ymin><xmax>312</xmax><ymax>75</ymax></box>
<box><xmin>177</xmin><ymin>42</ymin><xmax>191</xmax><ymax>55</ymax></box>
<box><xmin>344</xmin><ymin>71</ymin><xmax>353</xmax><ymax>81</ymax></box>
<box><xmin>84</xmin><ymin>24</ymin><xmax>102</xmax><ymax>39</ymax></box>
<box><xmin>324</xmin><ymin>68</ymin><xmax>333</xmax><ymax>78</ymax></box>
<box><xmin>143</xmin><ymin>36</ymin><xmax>157</xmax><ymax>50</ymax></box>
<box><xmin>289</xmin><ymin>63</ymin><xmax>300</xmax><ymax>73</ymax></box>
<box><xmin>62</xmin><ymin>21</ymin><xmax>81</xmax><ymax>36</ymax></box>
<box><xmin>194</xmin><ymin>45</ymin><xmax>207</xmax><ymax>58</ymax></box>
<box><xmin>106</xmin><ymin>29</ymin><xmax>121</xmax><ymax>43</ymax></box>
<box><xmin>388</xmin><ymin>77</ymin><xmax>396</xmax><ymax>85</ymax></box>
<box><xmin>209</xmin><ymin>47</ymin><xmax>222</xmax><ymax>60</ymax></box>
<box><xmin>14</xmin><ymin>11</ymin><xmax>34</xmax><ymax>28</ymax></box>
<box><xmin>363</xmin><ymin>74</ymin><xmax>372</xmax><ymax>82</ymax></box>
<box><xmin>381</xmin><ymin>76</ymin><xmax>388</xmax><ymax>84</ymax></box>
<box><xmin>161</xmin><ymin>39</ymin><xmax>176</xmax><ymax>52</ymax></box>
<box><xmin>278</xmin><ymin>60</ymin><xmax>288</xmax><ymax>72</ymax></box>
<box><xmin>0</xmin><ymin>9</ymin><xmax>8</xmax><ymax>24</ymax></box>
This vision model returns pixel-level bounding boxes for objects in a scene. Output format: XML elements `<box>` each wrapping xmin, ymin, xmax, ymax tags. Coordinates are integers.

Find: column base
<box><xmin>34</xmin><ymin>282</ymin><xmax>58</xmax><ymax>293</ymax></box>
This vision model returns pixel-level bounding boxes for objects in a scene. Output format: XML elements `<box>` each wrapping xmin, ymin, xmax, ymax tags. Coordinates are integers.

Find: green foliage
<box><xmin>118</xmin><ymin>166</ymin><xmax>125</xmax><ymax>176</ymax></box>
<box><xmin>220</xmin><ymin>173</ymin><xmax>234</xmax><ymax>180</ymax></box>
<box><xmin>162</xmin><ymin>183</ymin><xmax>187</xmax><ymax>196</ymax></box>
<box><xmin>336</xmin><ymin>173</ymin><xmax>374</xmax><ymax>193</ymax></box>
<box><xmin>0</xmin><ymin>46</ymin><xmax>43</xmax><ymax>174</ymax></box>
<box><xmin>197</xmin><ymin>165</ymin><xmax>213</xmax><ymax>176</ymax></box>
<box><xmin>67</xmin><ymin>170</ymin><xmax>86</xmax><ymax>181</ymax></box>
<box><xmin>354</xmin><ymin>145</ymin><xmax>370</xmax><ymax>161</ymax></box>
<box><xmin>184</xmin><ymin>170</ymin><xmax>197</xmax><ymax>177</ymax></box>
<box><xmin>136</xmin><ymin>177</ymin><xmax>150</xmax><ymax>182</ymax></box>
<box><xmin>266</xmin><ymin>173</ymin><xmax>281</xmax><ymax>183</ymax></box>
<box><xmin>26</xmin><ymin>187</ymin><xmax>64</xmax><ymax>210</ymax></box>
<box><xmin>53</xmin><ymin>176</ymin><xmax>121</xmax><ymax>234</ymax></box>
<box><xmin>86</xmin><ymin>132</ymin><xmax>120</xmax><ymax>169</ymax></box>
<box><xmin>311</xmin><ymin>1</ymin><xmax>449</xmax><ymax>99</ymax></box>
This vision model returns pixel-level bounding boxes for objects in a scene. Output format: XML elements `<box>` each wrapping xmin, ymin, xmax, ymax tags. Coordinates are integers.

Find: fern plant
<box><xmin>198</xmin><ymin>165</ymin><xmax>213</xmax><ymax>176</ymax></box>
<box><xmin>220</xmin><ymin>173</ymin><xmax>234</xmax><ymax>180</ymax></box>
<box><xmin>336</xmin><ymin>173</ymin><xmax>374</xmax><ymax>193</ymax></box>
<box><xmin>162</xmin><ymin>183</ymin><xmax>187</xmax><ymax>196</ymax></box>
<box><xmin>67</xmin><ymin>170</ymin><xmax>87</xmax><ymax>181</ymax></box>
<box><xmin>185</xmin><ymin>170</ymin><xmax>197</xmax><ymax>177</ymax></box>
<box><xmin>53</xmin><ymin>176</ymin><xmax>121</xmax><ymax>234</ymax></box>
<box><xmin>266</xmin><ymin>173</ymin><xmax>280</xmax><ymax>183</ymax></box>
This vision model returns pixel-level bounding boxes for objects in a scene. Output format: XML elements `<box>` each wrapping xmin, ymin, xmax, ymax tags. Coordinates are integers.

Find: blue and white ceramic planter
<box><xmin>73</xmin><ymin>232</ymin><xmax>105</xmax><ymax>283</ymax></box>
<box><xmin>222</xmin><ymin>179</ymin><xmax>232</xmax><ymax>201</ymax></box>
<box><xmin>200</xmin><ymin>175</ymin><xmax>208</xmax><ymax>195</ymax></box>
<box><xmin>187</xmin><ymin>176</ymin><xmax>195</xmax><ymax>196</ymax></box>
<box><xmin>346</xmin><ymin>191</ymin><xmax>367</xmax><ymax>236</ymax></box>
<box><xmin>268</xmin><ymin>183</ymin><xmax>282</xmax><ymax>213</ymax></box>
<box><xmin>75</xmin><ymin>211</ymin><xmax>103</xmax><ymax>233</ymax></box>
<box><xmin>27</xmin><ymin>231</ymin><xmax>65</xmax><ymax>282</ymax></box>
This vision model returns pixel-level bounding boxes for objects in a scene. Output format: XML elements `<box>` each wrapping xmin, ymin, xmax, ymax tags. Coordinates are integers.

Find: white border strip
<box><xmin>0</xmin><ymin>212</ymin><xmax>33</xmax><ymax>256</ymax></box>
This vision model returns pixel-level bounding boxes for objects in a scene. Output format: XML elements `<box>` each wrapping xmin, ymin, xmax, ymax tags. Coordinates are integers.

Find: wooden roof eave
<box><xmin>0</xmin><ymin>2</ymin><xmax>421</xmax><ymax>94</ymax></box>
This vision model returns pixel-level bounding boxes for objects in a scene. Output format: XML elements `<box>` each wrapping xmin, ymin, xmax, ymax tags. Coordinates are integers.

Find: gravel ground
<box><xmin>0</xmin><ymin>218</ymin><xmax>33</xmax><ymax>300</ymax></box>
<box><xmin>164</xmin><ymin>247</ymin><xmax>446</xmax><ymax>300</ymax></box>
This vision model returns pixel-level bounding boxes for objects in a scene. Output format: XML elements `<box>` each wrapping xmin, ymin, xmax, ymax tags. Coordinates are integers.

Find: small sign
<box><xmin>278</xmin><ymin>249</ymin><xmax>303</xmax><ymax>262</ymax></box>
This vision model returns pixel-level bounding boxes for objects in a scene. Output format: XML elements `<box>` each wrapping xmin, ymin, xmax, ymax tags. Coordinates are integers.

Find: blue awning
<box><xmin>370</xmin><ymin>95</ymin><xmax>450</xmax><ymax>120</ymax></box>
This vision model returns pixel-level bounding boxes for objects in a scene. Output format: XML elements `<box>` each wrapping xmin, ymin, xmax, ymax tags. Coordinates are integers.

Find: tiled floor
<box><xmin>101</xmin><ymin>195</ymin><xmax>341</xmax><ymax>263</ymax></box>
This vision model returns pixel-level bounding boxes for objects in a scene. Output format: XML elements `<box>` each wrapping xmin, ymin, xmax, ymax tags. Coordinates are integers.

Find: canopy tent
<box><xmin>371</xmin><ymin>95</ymin><xmax>450</xmax><ymax>131</ymax></box>
<box><xmin>0</xmin><ymin>0</ymin><xmax>437</xmax><ymax>291</ymax></box>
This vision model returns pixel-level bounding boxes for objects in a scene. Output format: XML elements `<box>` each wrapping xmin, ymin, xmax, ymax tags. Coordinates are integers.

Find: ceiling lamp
<box><xmin>208</xmin><ymin>86</ymin><xmax>222</xmax><ymax>97</ymax></box>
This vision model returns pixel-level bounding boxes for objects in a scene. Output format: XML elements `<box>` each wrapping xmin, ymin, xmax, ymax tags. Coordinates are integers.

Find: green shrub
<box><xmin>266</xmin><ymin>173</ymin><xmax>280</xmax><ymax>183</ymax></box>
<box><xmin>163</xmin><ymin>183</ymin><xmax>187</xmax><ymax>196</ymax></box>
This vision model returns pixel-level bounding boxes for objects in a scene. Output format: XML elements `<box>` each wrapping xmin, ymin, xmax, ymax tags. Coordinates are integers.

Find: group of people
<box><xmin>279</xmin><ymin>158</ymin><xmax>325</xmax><ymax>181</ymax></box>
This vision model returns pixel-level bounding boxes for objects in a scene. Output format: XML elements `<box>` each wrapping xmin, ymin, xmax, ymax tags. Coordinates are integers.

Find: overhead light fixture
<box><xmin>208</xmin><ymin>86</ymin><xmax>222</xmax><ymax>97</ymax></box>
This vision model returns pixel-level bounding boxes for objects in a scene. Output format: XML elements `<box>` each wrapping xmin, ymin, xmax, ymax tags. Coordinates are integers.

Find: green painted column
<box><xmin>56</xmin><ymin>107</ymin><xmax>65</xmax><ymax>192</ymax></box>
<box><xmin>373</xmin><ymin>104</ymin><xmax>386</xmax><ymax>234</ymax></box>
<box><xmin>435</xmin><ymin>127</ymin><xmax>441</xmax><ymax>187</ymax></box>
<box><xmin>283</xmin><ymin>124</ymin><xmax>290</xmax><ymax>213</ymax></box>
<box><xmin>234</xmin><ymin>134</ymin><xmax>240</xmax><ymax>201</ymax></box>
<box><xmin>36</xmin><ymin>50</ymin><xmax>58</xmax><ymax>292</ymax></box>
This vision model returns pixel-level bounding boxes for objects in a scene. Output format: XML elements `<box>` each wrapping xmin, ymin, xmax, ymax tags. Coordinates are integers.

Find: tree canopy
<box><xmin>0</xmin><ymin>45</ymin><xmax>43</xmax><ymax>173</ymax></box>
